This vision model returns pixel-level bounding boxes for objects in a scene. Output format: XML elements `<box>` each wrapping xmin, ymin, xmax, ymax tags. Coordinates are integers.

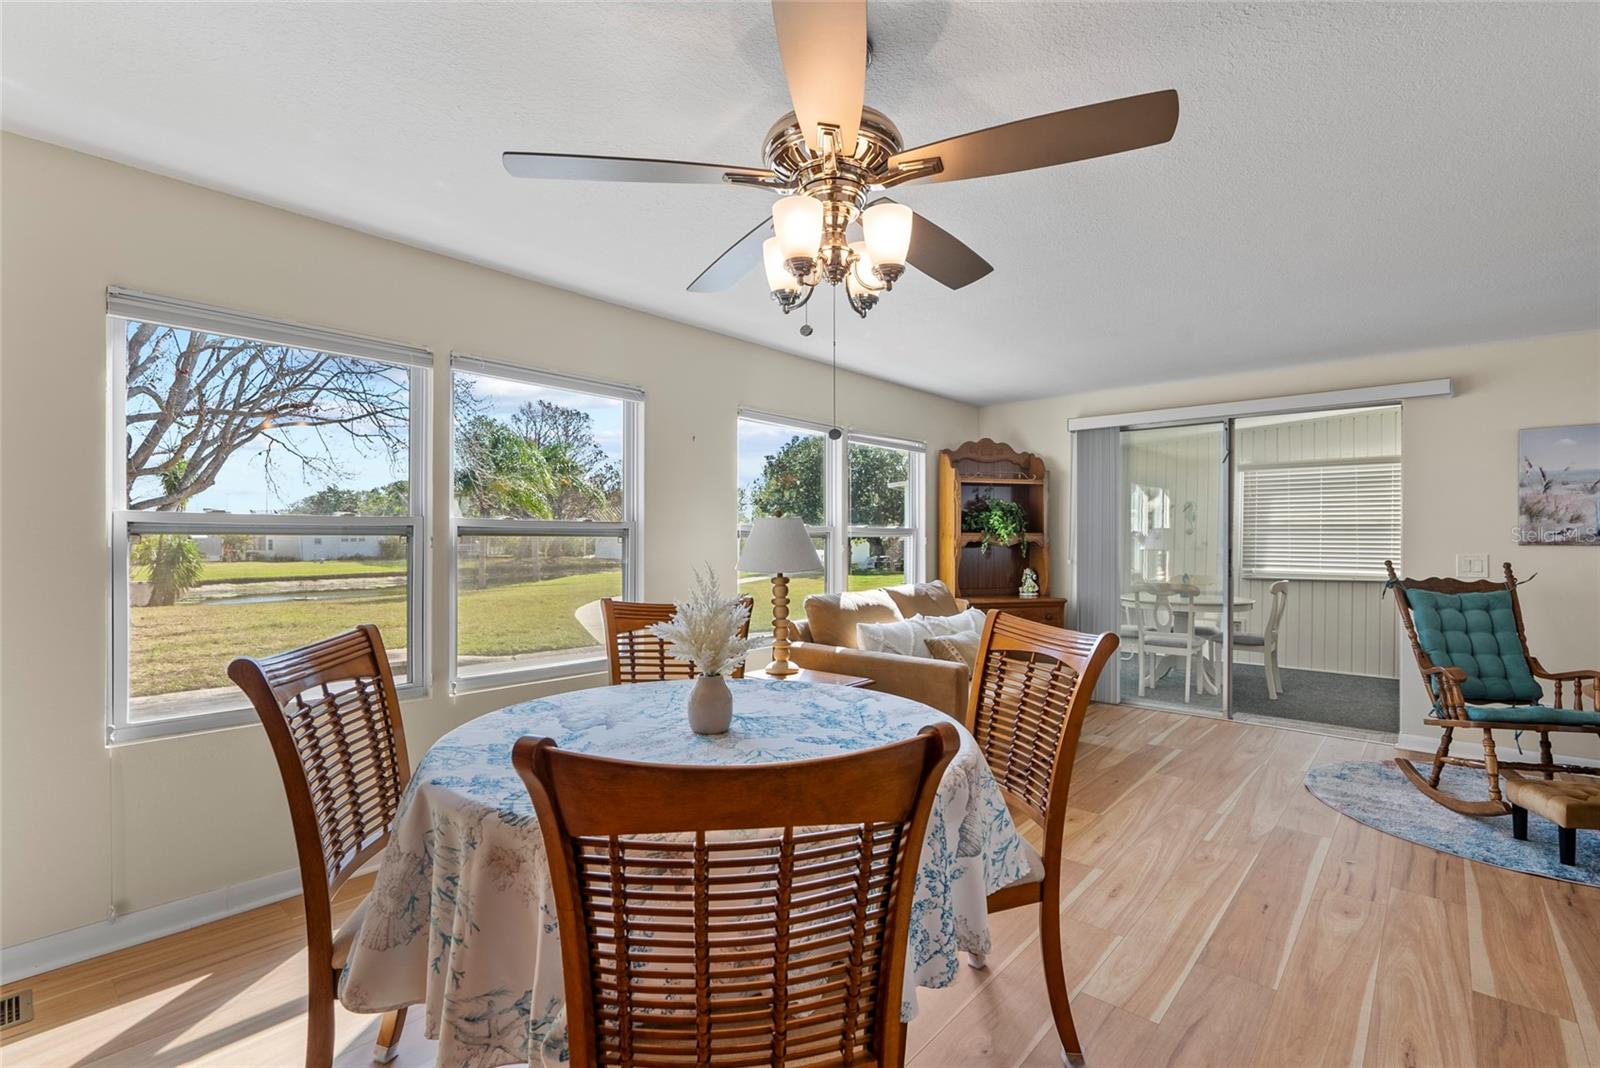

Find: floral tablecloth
<box><xmin>340</xmin><ymin>677</ymin><xmax>1033</xmax><ymax>1067</ymax></box>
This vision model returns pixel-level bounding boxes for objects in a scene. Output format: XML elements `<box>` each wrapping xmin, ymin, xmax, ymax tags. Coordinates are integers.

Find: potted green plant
<box><xmin>961</xmin><ymin>495</ymin><xmax>1029</xmax><ymax>556</ymax></box>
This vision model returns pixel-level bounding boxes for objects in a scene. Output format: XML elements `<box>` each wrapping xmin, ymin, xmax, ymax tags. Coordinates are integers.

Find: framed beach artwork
<box><xmin>1517</xmin><ymin>423</ymin><xmax>1600</xmax><ymax>545</ymax></box>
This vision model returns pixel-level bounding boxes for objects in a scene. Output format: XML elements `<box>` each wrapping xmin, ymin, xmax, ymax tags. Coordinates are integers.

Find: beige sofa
<box><xmin>787</xmin><ymin>580</ymin><xmax>972</xmax><ymax>718</ymax></box>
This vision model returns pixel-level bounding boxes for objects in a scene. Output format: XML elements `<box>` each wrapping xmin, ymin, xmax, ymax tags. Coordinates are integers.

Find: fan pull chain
<box><xmin>829</xmin><ymin>286</ymin><xmax>842</xmax><ymax>440</ymax></box>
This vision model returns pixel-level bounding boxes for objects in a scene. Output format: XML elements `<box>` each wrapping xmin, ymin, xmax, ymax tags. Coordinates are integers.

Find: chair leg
<box><xmin>1540</xmin><ymin>733</ymin><xmax>1555</xmax><ymax>780</ymax></box>
<box><xmin>1137</xmin><ymin>648</ymin><xmax>1148</xmax><ymax>696</ymax></box>
<box><xmin>306</xmin><ymin>990</ymin><xmax>335</xmax><ymax>1068</ymax></box>
<box><xmin>1429</xmin><ymin>727</ymin><xmax>1454</xmax><ymax>789</ymax></box>
<box><xmin>1184</xmin><ymin>652</ymin><xmax>1193</xmax><ymax>704</ymax></box>
<box><xmin>1512</xmin><ymin>805</ymin><xmax>1528</xmax><ymax>841</ymax></box>
<box><xmin>375</xmin><ymin>1005</ymin><xmax>408</xmax><ymax>1064</ymax></box>
<box><xmin>1038</xmin><ymin>900</ymin><xmax>1083</xmax><ymax>1065</ymax></box>
<box><xmin>1560</xmin><ymin>827</ymin><xmax>1577</xmax><ymax>866</ymax></box>
<box><xmin>1481</xmin><ymin>730</ymin><xmax>1504</xmax><ymax>807</ymax></box>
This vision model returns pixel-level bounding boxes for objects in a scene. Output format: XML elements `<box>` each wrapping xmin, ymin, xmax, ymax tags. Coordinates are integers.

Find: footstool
<box><xmin>1502</xmin><ymin>771</ymin><xmax>1600</xmax><ymax>866</ymax></box>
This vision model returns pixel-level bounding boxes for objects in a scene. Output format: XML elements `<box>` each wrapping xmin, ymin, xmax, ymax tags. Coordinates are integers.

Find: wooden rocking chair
<box><xmin>1386</xmin><ymin>560</ymin><xmax>1600</xmax><ymax>816</ymax></box>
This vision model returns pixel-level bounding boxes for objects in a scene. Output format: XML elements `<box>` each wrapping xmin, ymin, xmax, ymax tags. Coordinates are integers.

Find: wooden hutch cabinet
<box><xmin>937</xmin><ymin>439</ymin><xmax>1067</xmax><ymax>626</ymax></box>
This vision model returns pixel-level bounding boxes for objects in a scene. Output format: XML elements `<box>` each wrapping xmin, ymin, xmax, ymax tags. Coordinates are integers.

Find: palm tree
<box><xmin>133</xmin><ymin>462</ymin><xmax>205</xmax><ymax>606</ymax></box>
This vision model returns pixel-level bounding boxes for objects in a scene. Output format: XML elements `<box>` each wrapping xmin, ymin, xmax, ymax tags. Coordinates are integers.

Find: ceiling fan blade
<box><xmin>502</xmin><ymin>152</ymin><xmax>776</xmax><ymax>185</ymax></box>
<box><xmin>687</xmin><ymin>217</ymin><xmax>773</xmax><ymax>293</ymax></box>
<box><xmin>887</xmin><ymin>89</ymin><xmax>1179</xmax><ymax>185</ymax></box>
<box><xmin>872</xmin><ymin>198</ymin><xmax>993</xmax><ymax>289</ymax></box>
<box><xmin>771</xmin><ymin>0</ymin><xmax>866</xmax><ymax>155</ymax></box>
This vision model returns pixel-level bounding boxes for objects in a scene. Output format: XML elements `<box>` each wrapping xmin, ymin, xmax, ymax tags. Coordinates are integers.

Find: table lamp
<box><xmin>738</xmin><ymin>515</ymin><xmax>824</xmax><ymax>677</ymax></box>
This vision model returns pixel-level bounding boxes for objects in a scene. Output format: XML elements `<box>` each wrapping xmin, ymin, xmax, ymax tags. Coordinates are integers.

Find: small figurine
<box><xmin>1019</xmin><ymin>567</ymin><xmax>1040</xmax><ymax>598</ymax></box>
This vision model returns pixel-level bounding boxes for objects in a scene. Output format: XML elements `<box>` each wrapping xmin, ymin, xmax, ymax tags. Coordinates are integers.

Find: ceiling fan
<box><xmin>503</xmin><ymin>1</ymin><xmax>1178</xmax><ymax>319</ymax></box>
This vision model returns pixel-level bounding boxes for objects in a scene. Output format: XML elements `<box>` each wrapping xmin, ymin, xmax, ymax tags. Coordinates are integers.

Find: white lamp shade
<box><xmin>772</xmin><ymin>195</ymin><xmax>824</xmax><ymax>262</ymax></box>
<box><xmin>738</xmin><ymin>515</ymin><xmax>823</xmax><ymax>575</ymax></box>
<box><xmin>763</xmin><ymin>237</ymin><xmax>800</xmax><ymax>294</ymax></box>
<box><xmin>862</xmin><ymin>202</ymin><xmax>913</xmax><ymax>269</ymax></box>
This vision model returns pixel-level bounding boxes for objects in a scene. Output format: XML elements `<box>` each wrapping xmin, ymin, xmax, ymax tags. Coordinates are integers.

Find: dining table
<box><xmin>339</xmin><ymin>677</ymin><xmax>1035</xmax><ymax>1068</ymax></box>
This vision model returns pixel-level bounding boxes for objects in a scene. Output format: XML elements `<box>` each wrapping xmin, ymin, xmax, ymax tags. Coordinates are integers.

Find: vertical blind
<box><xmin>1240</xmin><ymin>460</ymin><xmax>1401</xmax><ymax>578</ymax></box>
<box><xmin>1071</xmin><ymin>427</ymin><xmax>1123</xmax><ymax>703</ymax></box>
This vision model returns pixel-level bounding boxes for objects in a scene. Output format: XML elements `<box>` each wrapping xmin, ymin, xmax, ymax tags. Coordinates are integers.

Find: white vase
<box><xmin>687</xmin><ymin>674</ymin><xmax>733</xmax><ymax>735</ymax></box>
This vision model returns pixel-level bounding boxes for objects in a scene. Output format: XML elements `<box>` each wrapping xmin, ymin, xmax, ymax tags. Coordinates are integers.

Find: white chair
<box><xmin>1118</xmin><ymin>600</ymin><xmax>1141</xmax><ymax>661</ymax></box>
<box><xmin>1234</xmin><ymin>580</ymin><xmax>1290</xmax><ymax>699</ymax></box>
<box><xmin>1133</xmin><ymin>582</ymin><xmax>1211</xmax><ymax>703</ymax></box>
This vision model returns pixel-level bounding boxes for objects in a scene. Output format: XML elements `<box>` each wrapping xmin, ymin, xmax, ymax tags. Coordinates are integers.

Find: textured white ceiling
<box><xmin>3</xmin><ymin>3</ymin><xmax>1596</xmax><ymax>404</ymax></box>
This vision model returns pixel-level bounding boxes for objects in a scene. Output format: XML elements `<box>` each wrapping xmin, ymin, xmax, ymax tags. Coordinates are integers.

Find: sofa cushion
<box><xmin>802</xmin><ymin>588</ymin><xmax>903</xmax><ymax>649</ymax></box>
<box><xmin>884</xmin><ymin>580</ymin><xmax>961</xmax><ymax>620</ymax></box>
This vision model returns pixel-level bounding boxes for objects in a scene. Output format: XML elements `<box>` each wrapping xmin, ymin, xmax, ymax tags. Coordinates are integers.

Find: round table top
<box><xmin>412</xmin><ymin>677</ymin><xmax>975</xmax><ymax>823</ymax></box>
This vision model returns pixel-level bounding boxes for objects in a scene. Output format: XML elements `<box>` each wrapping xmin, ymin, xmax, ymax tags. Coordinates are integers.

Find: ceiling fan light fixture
<box><xmin>763</xmin><ymin>237</ymin><xmax>801</xmax><ymax>295</ymax></box>
<box><xmin>848</xmin><ymin>241</ymin><xmax>885</xmax><ymax>293</ymax></box>
<box><xmin>772</xmin><ymin>194</ymin><xmax>824</xmax><ymax>278</ymax></box>
<box><xmin>861</xmin><ymin>201</ymin><xmax>912</xmax><ymax>285</ymax></box>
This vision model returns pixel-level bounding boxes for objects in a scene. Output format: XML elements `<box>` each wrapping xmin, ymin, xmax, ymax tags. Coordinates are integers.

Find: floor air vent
<box><xmin>0</xmin><ymin>989</ymin><xmax>33</xmax><ymax>1029</ymax></box>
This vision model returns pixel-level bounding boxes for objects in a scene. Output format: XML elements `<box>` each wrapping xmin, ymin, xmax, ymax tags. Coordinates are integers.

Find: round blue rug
<box><xmin>1304</xmin><ymin>760</ymin><xmax>1599</xmax><ymax>887</ymax></box>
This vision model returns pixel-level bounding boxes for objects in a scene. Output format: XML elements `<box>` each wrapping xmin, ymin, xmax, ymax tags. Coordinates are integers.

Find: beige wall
<box><xmin>979</xmin><ymin>331</ymin><xmax>1600</xmax><ymax>752</ymax></box>
<box><xmin>0</xmin><ymin>134</ymin><xmax>980</xmax><ymax>948</ymax></box>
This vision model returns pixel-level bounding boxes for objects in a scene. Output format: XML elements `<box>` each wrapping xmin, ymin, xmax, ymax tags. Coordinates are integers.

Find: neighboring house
<box><xmin>190</xmin><ymin>532</ymin><xmax>387</xmax><ymax>562</ymax></box>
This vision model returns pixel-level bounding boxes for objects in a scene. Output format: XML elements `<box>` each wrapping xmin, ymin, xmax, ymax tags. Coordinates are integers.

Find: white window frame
<box><xmin>844</xmin><ymin>431</ymin><xmax>926</xmax><ymax>588</ymax></box>
<box><xmin>448</xmin><ymin>354</ymin><xmax>644</xmax><ymax>694</ymax></box>
<box><xmin>106</xmin><ymin>289</ymin><xmax>431</xmax><ymax>745</ymax></box>
<box><xmin>736</xmin><ymin>411</ymin><xmax>926</xmax><ymax>613</ymax></box>
<box><xmin>1236</xmin><ymin>455</ymin><xmax>1402</xmax><ymax>582</ymax></box>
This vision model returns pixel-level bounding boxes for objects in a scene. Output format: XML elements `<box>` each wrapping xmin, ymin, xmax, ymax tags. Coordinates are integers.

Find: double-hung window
<box><xmin>450</xmin><ymin>355</ymin><xmax>643</xmax><ymax>690</ymax></box>
<box><xmin>108</xmin><ymin>289</ymin><xmax>430</xmax><ymax>744</ymax></box>
<box><xmin>736</xmin><ymin>412</ymin><xmax>924</xmax><ymax>633</ymax></box>
<box><xmin>1238</xmin><ymin>458</ymin><xmax>1402</xmax><ymax>579</ymax></box>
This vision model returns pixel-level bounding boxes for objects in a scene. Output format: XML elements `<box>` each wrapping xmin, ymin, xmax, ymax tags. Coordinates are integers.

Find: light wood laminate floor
<box><xmin>3</xmin><ymin>704</ymin><xmax>1597</xmax><ymax>1067</ymax></box>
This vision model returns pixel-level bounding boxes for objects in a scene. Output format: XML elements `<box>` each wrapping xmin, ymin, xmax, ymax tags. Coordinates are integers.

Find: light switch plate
<box><xmin>1456</xmin><ymin>553</ymin><xmax>1489</xmax><ymax>580</ymax></box>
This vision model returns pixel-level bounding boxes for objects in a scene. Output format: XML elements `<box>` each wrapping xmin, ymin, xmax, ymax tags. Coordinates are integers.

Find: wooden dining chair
<box><xmin>512</xmin><ymin>721</ymin><xmax>959</xmax><ymax>1067</ymax></box>
<box><xmin>600</xmin><ymin>595</ymin><xmax>754</xmax><ymax>684</ymax></box>
<box><xmin>964</xmin><ymin>612</ymin><xmax>1118</xmax><ymax>1066</ymax></box>
<box><xmin>228</xmin><ymin>625</ymin><xmax>412</xmax><ymax>1068</ymax></box>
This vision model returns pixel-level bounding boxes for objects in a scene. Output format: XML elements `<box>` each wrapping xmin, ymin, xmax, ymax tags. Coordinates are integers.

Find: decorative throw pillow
<box><xmin>856</xmin><ymin>616</ymin><xmax>937</xmax><ymax>658</ymax></box>
<box><xmin>925</xmin><ymin>630</ymin><xmax>981</xmax><ymax>673</ymax></box>
<box><xmin>856</xmin><ymin>608</ymin><xmax>988</xmax><ymax>659</ymax></box>
<box><xmin>916</xmin><ymin>607</ymin><xmax>986</xmax><ymax>641</ymax></box>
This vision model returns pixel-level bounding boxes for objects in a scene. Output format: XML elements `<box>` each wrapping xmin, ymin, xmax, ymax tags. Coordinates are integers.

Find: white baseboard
<box><xmin>1393</xmin><ymin>733</ymin><xmax>1600</xmax><ymax>768</ymax></box>
<box><xmin>0</xmin><ymin>867</ymin><xmax>301</xmax><ymax>985</ymax></box>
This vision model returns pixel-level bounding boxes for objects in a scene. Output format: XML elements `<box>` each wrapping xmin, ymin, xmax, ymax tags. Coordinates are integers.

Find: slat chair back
<box><xmin>963</xmin><ymin>612</ymin><xmax>1118</xmax><ymax>1066</ymax></box>
<box><xmin>513</xmin><ymin>723</ymin><xmax>959</xmax><ymax>1068</ymax></box>
<box><xmin>229</xmin><ymin>624</ymin><xmax>412</xmax><ymax>1066</ymax></box>
<box><xmin>965</xmin><ymin>611</ymin><xmax>1119</xmax><ymax>842</ymax></box>
<box><xmin>601</xmin><ymin>596</ymin><xmax>754</xmax><ymax>684</ymax></box>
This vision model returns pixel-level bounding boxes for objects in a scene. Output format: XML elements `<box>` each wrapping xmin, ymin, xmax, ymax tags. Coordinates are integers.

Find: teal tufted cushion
<box><xmin>1405</xmin><ymin>588</ymin><xmax>1543</xmax><ymax>704</ymax></box>
<box><xmin>1464</xmin><ymin>704</ymin><xmax>1600</xmax><ymax>726</ymax></box>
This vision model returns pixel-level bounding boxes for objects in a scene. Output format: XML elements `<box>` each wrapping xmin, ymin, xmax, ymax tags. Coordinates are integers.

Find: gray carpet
<box><xmin>1117</xmin><ymin>657</ymin><xmax>1399</xmax><ymax>733</ymax></box>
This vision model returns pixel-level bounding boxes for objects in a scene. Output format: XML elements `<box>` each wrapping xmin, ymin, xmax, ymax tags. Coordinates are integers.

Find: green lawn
<box><xmin>131</xmin><ymin>570</ymin><xmax>618</xmax><ymax>697</ymax></box>
<box><xmin>132</xmin><ymin>569</ymin><xmax>907</xmax><ymax>698</ymax></box>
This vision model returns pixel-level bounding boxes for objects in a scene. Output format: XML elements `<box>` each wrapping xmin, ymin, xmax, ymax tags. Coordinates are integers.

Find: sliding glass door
<box><xmin>1119</xmin><ymin>423</ymin><xmax>1235</xmax><ymax>715</ymax></box>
